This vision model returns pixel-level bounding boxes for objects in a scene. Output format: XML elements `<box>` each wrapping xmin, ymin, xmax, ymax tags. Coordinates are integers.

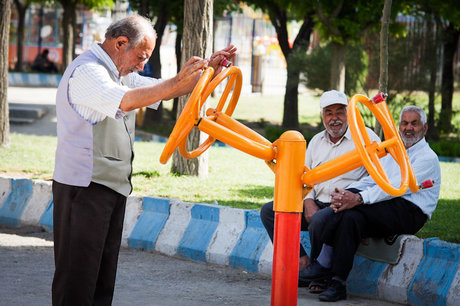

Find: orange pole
<box><xmin>207</xmin><ymin>109</ymin><xmax>273</xmax><ymax>147</ymax></box>
<box><xmin>198</xmin><ymin>117</ymin><xmax>275</xmax><ymax>161</ymax></box>
<box><xmin>302</xmin><ymin>146</ymin><xmax>387</xmax><ymax>187</ymax></box>
<box><xmin>271</xmin><ymin>131</ymin><xmax>306</xmax><ymax>306</ymax></box>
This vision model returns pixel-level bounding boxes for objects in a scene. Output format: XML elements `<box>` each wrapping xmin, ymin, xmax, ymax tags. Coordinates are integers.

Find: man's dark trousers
<box><xmin>260</xmin><ymin>200</ymin><xmax>331</xmax><ymax>259</ymax></box>
<box><xmin>317</xmin><ymin>196</ymin><xmax>427</xmax><ymax>280</ymax></box>
<box><xmin>52</xmin><ymin>181</ymin><xmax>127</xmax><ymax>306</ymax></box>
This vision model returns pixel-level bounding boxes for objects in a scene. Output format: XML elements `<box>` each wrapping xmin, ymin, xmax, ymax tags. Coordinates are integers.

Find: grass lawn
<box><xmin>0</xmin><ymin>133</ymin><xmax>459</xmax><ymax>243</ymax></box>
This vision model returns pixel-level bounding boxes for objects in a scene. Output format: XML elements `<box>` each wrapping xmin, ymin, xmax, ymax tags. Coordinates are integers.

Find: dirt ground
<box><xmin>0</xmin><ymin>225</ymin><xmax>399</xmax><ymax>306</ymax></box>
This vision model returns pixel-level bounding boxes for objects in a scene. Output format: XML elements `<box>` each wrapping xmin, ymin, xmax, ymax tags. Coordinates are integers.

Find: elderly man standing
<box><xmin>260</xmin><ymin>90</ymin><xmax>380</xmax><ymax>290</ymax></box>
<box><xmin>52</xmin><ymin>15</ymin><xmax>236</xmax><ymax>306</ymax></box>
<box><xmin>302</xmin><ymin>106</ymin><xmax>441</xmax><ymax>302</ymax></box>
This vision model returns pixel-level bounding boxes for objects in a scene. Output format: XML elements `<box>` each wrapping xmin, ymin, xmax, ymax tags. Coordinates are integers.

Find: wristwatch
<box><xmin>357</xmin><ymin>193</ymin><xmax>364</xmax><ymax>205</ymax></box>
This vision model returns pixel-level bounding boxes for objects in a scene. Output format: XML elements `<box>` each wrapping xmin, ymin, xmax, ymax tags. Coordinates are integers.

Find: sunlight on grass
<box><xmin>0</xmin><ymin>133</ymin><xmax>56</xmax><ymax>180</ymax></box>
<box><xmin>132</xmin><ymin>141</ymin><xmax>275</xmax><ymax>209</ymax></box>
<box><xmin>1</xmin><ymin>130</ymin><xmax>459</xmax><ymax>242</ymax></box>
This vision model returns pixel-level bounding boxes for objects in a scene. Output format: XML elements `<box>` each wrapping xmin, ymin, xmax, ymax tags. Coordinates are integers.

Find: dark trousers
<box><xmin>52</xmin><ymin>181</ymin><xmax>127</xmax><ymax>306</ymax></box>
<box><xmin>314</xmin><ymin>192</ymin><xmax>427</xmax><ymax>281</ymax></box>
<box><xmin>260</xmin><ymin>200</ymin><xmax>332</xmax><ymax>258</ymax></box>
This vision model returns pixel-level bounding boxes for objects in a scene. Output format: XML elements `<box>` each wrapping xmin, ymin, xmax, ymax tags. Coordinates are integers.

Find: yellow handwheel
<box><xmin>178</xmin><ymin>66</ymin><xmax>243</xmax><ymax>159</ymax></box>
<box><xmin>159</xmin><ymin>67</ymin><xmax>214</xmax><ymax>164</ymax></box>
<box><xmin>348</xmin><ymin>94</ymin><xmax>412</xmax><ymax>196</ymax></box>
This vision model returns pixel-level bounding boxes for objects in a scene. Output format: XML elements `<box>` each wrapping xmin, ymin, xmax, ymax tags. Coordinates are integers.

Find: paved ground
<box><xmin>8</xmin><ymin>87</ymin><xmax>57</xmax><ymax>137</ymax></box>
<box><xmin>0</xmin><ymin>226</ymin><xmax>398</xmax><ymax>306</ymax></box>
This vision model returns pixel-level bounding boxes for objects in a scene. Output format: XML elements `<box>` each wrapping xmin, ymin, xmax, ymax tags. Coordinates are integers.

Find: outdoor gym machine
<box><xmin>159</xmin><ymin>66</ymin><xmax>422</xmax><ymax>306</ymax></box>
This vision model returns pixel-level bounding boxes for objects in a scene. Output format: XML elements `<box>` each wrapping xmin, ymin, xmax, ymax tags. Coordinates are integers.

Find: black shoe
<box><xmin>318</xmin><ymin>279</ymin><xmax>347</xmax><ymax>302</ymax></box>
<box><xmin>299</xmin><ymin>260</ymin><xmax>332</xmax><ymax>282</ymax></box>
<box><xmin>298</xmin><ymin>276</ymin><xmax>310</xmax><ymax>288</ymax></box>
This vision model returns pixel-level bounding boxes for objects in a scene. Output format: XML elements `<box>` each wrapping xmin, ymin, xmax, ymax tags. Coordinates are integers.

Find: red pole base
<box><xmin>271</xmin><ymin>211</ymin><xmax>301</xmax><ymax>306</ymax></box>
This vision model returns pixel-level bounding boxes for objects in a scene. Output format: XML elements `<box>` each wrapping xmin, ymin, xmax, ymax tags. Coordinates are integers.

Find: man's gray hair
<box><xmin>105</xmin><ymin>15</ymin><xmax>157</xmax><ymax>49</ymax></box>
<box><xmin>399</xmin><ymin>106</ymin><xmax>427</xmax><ymax>125</ymax></box>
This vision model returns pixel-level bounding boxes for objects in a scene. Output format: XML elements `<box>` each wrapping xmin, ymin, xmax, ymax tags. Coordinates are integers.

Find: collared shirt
<box><xmin>348</xmin><ymin>138</ymin><xmax>441</xmax><ymax>219</ymax></box>
<box><xmin>305</xmin><ymin>127</ymin><xmax>381</xmax><ymax>203</ymax></box>
<box><xmin>68</xmin><ymin>43</ymin><xmax>162</xmax><ymax>124</ymax></box>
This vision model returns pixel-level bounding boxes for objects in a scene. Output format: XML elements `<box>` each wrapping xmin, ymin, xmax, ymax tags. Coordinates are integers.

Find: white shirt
<box><xmin>348</xmin><ymin>138</ymin><xmax>441</xmax><ymax>219</ymax></box>
<box><xmin>68</xmin><ymin>43</ymin><xmax>162</xmax><ymax>124</ymax></box>
<box><xmin>305</xmin><ymin>127</ymin><xmax>381</xmax><ymax>202</ymax></box>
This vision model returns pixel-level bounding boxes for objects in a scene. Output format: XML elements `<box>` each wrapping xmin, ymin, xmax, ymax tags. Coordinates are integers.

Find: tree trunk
<box><xmin>13</xmin><ymin>0</ymin><xmax>28</xmax><ymax>72</ymax></box>
<box><xmin>329</xmin><ymin>41</ymin><xmax>346</xmax><ymax>91</ymax></box>
<box><xmin>439</xmin><ymin>23</ymin><xmax>459</xmax><ymax>135</ymax></box>
<box><xmin>60</xmin><ymin>0</ymin><xmax>75</xmax><ymax>72</ymax></box>
<box><xmin>171</xmin><ymin>0</ymin><xmax>213</xmax><ymax>177</ymax></box>
<box><xmin>278</xmin><ymin>13</ymin><xmax>314</xmax><ymax>129</ymax></box>
<box><xmin>378</xmin><ymin>0</ymin><xmax>391</xmax><ymax>94</ymax></box>
<box><xmin>172</xmin><ymin>32</ymin><xmax>183</xmax><ymax>119</ymax></box>
<box><xmin>142</xmin><ymin>12</ymin><xmax>169</xmax><ymax>127</ymax></box>
<box><xmin>374</xmin><ymin>0</ymin><xmax>391</xmax><ymax>137</ymax></box>
<box><xmin>0</xmin><ymin>0</ymin><xmax>11</xmax><ymax>146</ymax></box>
<box><xmin>282</xmin><ymin>62</ymin><xmax>300</xmax><ymax>130</ymax></box>
<box><xmin>71</xmin><ymin>7</ymin><xmax>77</xmax><ymax>60</ymax></box>
<box><xmin>426</xmin><ymin>16</ymin><xmax>439</xmax><ymax>140</ymax></box>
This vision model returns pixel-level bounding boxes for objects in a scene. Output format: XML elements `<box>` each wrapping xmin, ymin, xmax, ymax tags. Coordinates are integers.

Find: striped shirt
<box><xmin>348</xmin><ymin>138</ymin><xmax>441</xmax><ymax>219</ymax></box>
<box><xmin>305</xmin><ymin>127</ymin><xmax>381</xmax><ymax>203</ymax></box>
<box><xmin>68</xmin><ymin>43</ymin><xmax>162</xmax><ymax>124</ymax></box>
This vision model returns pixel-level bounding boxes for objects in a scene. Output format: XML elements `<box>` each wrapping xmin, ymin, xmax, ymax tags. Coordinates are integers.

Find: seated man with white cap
<box><xmin>260</xmin><ymin>90</ymin><xmax>380</xmax><ymax>292</ymax></box>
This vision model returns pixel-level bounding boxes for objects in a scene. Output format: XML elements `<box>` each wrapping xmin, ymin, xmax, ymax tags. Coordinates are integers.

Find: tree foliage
<box><xmin>301</xmin><ymin>41</ymin><xmax>367</xmax><ymax>96</ymax></box>
<box><xmin>12</xmin><ymin>0</ymin><xmax>53</xmax><ymax>72</ymax></box>
<box><xmin>399</xmin><ymin>0</ymin><xmax>460</xmax><ymax>136</ymax></box>
<box><xmin>245</xmin><ymin>0</ymin><xmax>316</xmax><ymax>129</ymax></box>
<box><xmin>58</xmin><ymin>0</ymin><xmax>112</xmax><ymax>71</ymax></box>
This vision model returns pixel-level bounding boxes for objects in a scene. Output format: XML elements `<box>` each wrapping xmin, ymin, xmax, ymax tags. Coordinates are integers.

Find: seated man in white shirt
<box><xmin>260</xmin><ymin>90</ymin><xmax>380</xmax><ymax>290</ymax></box>
<box><xmin>301</xmin><ymin>106</ymin><xmax>441</xmax><ymax>302</ymax></box>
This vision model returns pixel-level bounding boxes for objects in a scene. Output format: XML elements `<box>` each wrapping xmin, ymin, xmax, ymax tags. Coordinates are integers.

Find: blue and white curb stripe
<box><xmin>177</xmin><ymin>204</ymin><xmax>220</xmax><ymax>262</ymax></box>
<box><xmin>206</xmin><ymin>206</ymin><xmax>246</xmax><ymax>266</ymax></box>
<box><xmin>128</xmin><ymin>196</ymin><xmax>171</xmax><ymax>250</ymax></box>
<box><xmin>229</xmin><ymin>210</ymin><xmax>270</xmax><ymax>273</ymax></box>
<box><xmin>408</xmin><ymin>238</ymin><xmax>460</xmax><ymax>305</ymax></box>
<box><xmin>121</xmin><ymin>196</ymin><xmax>142</xmax><ymax>248</ymax></box>
<box><xmin>0</xmin><ymin>178</ymin><xmax>51</xmax><ymax>227</ymax></box>
<box><xmin>154</xmin><ymin>199</ymin><xmax>193</xmax><ymax>256</ymax></box>
<box><xmin>0</xmin><ymin>176</ymin><xmax>459</xmax><ymax>305</ymax></box>
<box><xmin>8</xmin><ymin>72</ymin><xmax>62</xmax><ymax>87</ymax></box>
<box><xmin>376</xmin><ymin>235</ymin><xmax>424</xmax><ymax>304</ymax></box>
<box><xmin>39</xmin><ymin>199</ymin><xmax>54</xmax><ymax>232</ymax></box>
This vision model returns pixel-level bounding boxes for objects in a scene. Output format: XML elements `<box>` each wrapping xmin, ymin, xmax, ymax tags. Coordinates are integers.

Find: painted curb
<box><xmin>377</xmin><ymin>235</ymin><xmax>424</xmax><ymax>304</ymax></box>
<box><xmin>206</xmin><ymin>206</ymin><xmax>246</xmax><ymax>266</ymax></box>
<box><xmin>0</xmin><ymin>176</ymin><xmax>459</xmax><ymax>305</ymax></box>
<box><xmin>177</xmin><ymin>204</ymin><xmax>220</xmax><ymax>262</ymax></box>
<box><xmin>0</xmin><ymin>178</ymin><xmax>33</xmax><ymax>226</ymax></box>
<box><xmin>408</xmin><ymin>238</ymin><xmax>460</xmax><ymax>305</ymax></box>
<box><xmin>128</xmin><ymin>196</ymin><xmax>171</xmax><ymax>251</ymax></box>
<box><xmin>8</xmin><ymin>72</ymin><xmax>62</xmax><ymax>87</ymax></box>
<box><xmin>229</xmin><ymin>210</ymin><xmax>270</xmax><ymax>273</ymax></box>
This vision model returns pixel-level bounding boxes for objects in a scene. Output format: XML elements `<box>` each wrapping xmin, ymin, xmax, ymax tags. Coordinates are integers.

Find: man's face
<box><xmin>116</xmin><ymin>36</ymin><xmax>155</xmax><ymax>76</ymax></box>
<box><xmin>399</xmin><ymin>111</ymin><xmax>427</xmax><ymax>148</ymax></box>
<box><xmin>322</xmin><ymin>104</ymin><xmax>348</xmax><ymax>140</ymax></box>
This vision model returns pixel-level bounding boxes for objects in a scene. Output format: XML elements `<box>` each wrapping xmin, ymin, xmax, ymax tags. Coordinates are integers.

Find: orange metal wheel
<box><xmin>159</xmin><ymin>67</ymin><xmax>214</xmax><ymax>164</ymax></box>
<box><xmin>178</xmin><ymin>66</ymin><xmax>243</xmax><ymax>159</ymax></box>
<box><xmin>348</xmin><ymin>94</ymin><xmax>412</xmax><ymax>196</ymax></box>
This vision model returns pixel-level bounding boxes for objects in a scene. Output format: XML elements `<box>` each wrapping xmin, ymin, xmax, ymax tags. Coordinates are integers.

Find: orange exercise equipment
<box><xmin>159</xmin><ymin>66</ymin><xmax>420</xmax><ymax>305</ymax></box>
